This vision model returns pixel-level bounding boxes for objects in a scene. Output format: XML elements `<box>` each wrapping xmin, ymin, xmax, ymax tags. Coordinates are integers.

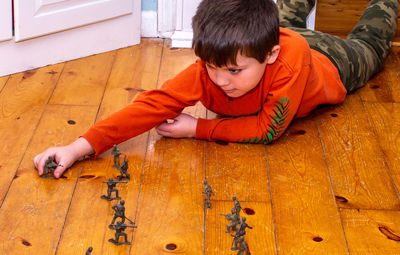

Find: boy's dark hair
<box><xmin>192</xmin><ymin>0</ymin><xmax>279</xmax><ymax>67</ymax></box>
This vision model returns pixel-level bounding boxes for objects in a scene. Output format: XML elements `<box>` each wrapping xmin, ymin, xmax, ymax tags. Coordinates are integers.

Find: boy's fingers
<box><xmin>53</xmin><ymin>164</ymin><xmax>66</xmax><ymax>179</ymax></box>
<box><xmin>156</xmin><ymin>128</ymin><xmax>170</xmax><ymax>137</ymax></box>
<box><xmin>33</xmin><ymin>154</ymin><xmax>40</xmax><ymax>169</ymax></box>
<box><xmin>156</xmin><ymin>123</ymin><xmax>171</xmax><ymax>132</ymax></box>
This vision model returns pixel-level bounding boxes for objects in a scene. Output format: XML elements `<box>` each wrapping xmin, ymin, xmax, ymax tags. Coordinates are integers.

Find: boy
<box><xmin>34</xmin><ymin>0</ymin><xmax>398</xmax><ymax>178</ymax></box>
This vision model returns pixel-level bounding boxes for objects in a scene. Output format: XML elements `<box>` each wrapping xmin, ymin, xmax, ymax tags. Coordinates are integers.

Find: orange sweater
<box><xmin>83</xmin><ymin>28</ymin><xmax>346</xmax><ymax>157</ymax></box>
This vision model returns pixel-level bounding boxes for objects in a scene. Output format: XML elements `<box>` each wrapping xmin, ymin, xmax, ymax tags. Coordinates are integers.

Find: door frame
<box><xmin>157</xmin><ymin>0</ymin><xmax>317</xmax><ymax>48</ymax></box>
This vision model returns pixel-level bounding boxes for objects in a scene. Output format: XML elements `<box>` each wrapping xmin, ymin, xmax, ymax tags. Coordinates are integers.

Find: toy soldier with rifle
<box><xmin>117</xmin><ymin>158</ymin><xmax>130</xmax><ymax>180</ymax></box>
<box><xmin>202</xmin><ymin>179</ymin><xmax>213</xmax><ymax>209</ymax></box>
<box><xmin>230</xmin><ymin>234</ymin><xmax>249</xmax><ymax>255</ymax></box>
<box><xmin>109</xmin><ymin>200</ymin><xmax>135</xmax><ymax>226</ymax></box>
<box><xmin>101</xmin><ymin>178</ymin><xmax>127</xmax><ymax>201</ymax></box>
<box><xmin>111</xmin><ymin>144</ymin><xmax>122</xmax><ymax>168</ymax></box>
<box><xmin>108</xmin><ymin>221</ymin><xmax>137</xmax><ymax>245</ymax></box>
<box><xmin>220</xmin><ymin>208</ymin><xmax>241</xmax><ymax>233</ymax></box>
<box><xmin>232</xmin><ymin>196</ymin><xmax>242</xmax><ymax>216</ymax></box>
<box><xmin>235</xmin><ymin>217</ymin><xmax>253</xmax><ymax>237</ymax></box>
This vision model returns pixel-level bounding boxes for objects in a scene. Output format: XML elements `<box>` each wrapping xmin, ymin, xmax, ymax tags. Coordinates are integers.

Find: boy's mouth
<box><xmin>223</xmin><ymin>88</ymin><xmax>236</xmax><ymax>94</ymax></box>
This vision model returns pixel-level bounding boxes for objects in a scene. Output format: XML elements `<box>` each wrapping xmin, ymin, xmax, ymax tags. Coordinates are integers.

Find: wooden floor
<box><xmin>0</xmin><ymin>38</ymin><xmax>400</xmax><ymax>254</ymax></box>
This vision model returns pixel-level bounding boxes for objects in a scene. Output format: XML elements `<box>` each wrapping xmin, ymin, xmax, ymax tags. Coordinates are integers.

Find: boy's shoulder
<box><xmin>277</xmin><ymin>27</ymin><xmax>312</xmax><ymax>67</ymax></box>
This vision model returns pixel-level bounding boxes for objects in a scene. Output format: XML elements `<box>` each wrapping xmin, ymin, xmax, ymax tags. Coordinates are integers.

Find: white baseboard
<box><xmin>0</xmin><ymin>14</ymin><xmax>140</xmax><ymax>76</ymax></box>
<box><xmin>141</xmin><ymin>10</ymin><xmax>158</xmax><ymax>37</ymax></box>
<box><xmin>171</xmin><ymin>31</ymin><xmax>193</xmax><ymax>48</ymax></box>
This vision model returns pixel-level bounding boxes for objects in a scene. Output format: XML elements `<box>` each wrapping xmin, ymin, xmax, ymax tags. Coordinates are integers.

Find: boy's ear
<box><xmin>265</xmin><ymin>45</ymin><xmax>280</xmax><ymax>64</ymax></box>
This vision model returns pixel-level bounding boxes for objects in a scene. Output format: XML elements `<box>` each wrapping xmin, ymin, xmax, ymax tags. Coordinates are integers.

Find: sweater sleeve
<box><xmin>195</xmin><ymin>63</ymin><xmax>311</xmax><ymax>144</ymax></box>
<box><xmin>82</xmin><ymin>62</ymin><xmax>204</xmax><ymax>157</ymax></box>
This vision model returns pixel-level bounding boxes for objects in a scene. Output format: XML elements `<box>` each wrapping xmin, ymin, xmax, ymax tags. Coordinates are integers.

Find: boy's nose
<box><xmin>215</xmin><ymin>73</ymin><xmax>229</xmax><ymax>87</ymax></box>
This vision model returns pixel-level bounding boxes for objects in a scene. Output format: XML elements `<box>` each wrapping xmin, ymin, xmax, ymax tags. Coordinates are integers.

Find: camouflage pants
<box><xmin>277</xmin><ymin>0</ymin><xmax>398</xmax><ymax>92</ymax></box>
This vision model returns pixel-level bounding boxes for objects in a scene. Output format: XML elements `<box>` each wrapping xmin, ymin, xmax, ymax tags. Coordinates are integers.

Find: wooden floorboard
<box><xmin>314</xmin><ymin>94</ymin><xmax>400</xmax><ymax>210</ymax></box>
<box><xmin>0</xmin><ymin>75</ymin><xmax>9</xmax><ymax>91</ymax></box>
<box><xmin>0</xmin><ymin>64</ymin><xmax>63</xmax><ymax>205</ymax></box>
<box><xmin>266</xmin><ymin>117</ymin><xmax>348</xmax><ymax>254</ymax></box>
<box><xmin>316</xmin><ymin>0</ymin><xmax>400</xmax><ymax>42</ymax></box>
<box><xmin>0</xmin><ymin>39</ymin><xmax>400</xmax><ymax>254</ymax></box>
<box><xmin>49</xmin><ymin>51</ymin><xmax>116</xmax><ymax>106</ymax></box>
<box><xmin>340</xmin><ymin>208</ymin><xmax>400</xmax><ymax>254</ymax></box>
<box><xmin>0</xmin><ymin>104</ymin><xmax>97</xmax><ymax>254</ymax></box>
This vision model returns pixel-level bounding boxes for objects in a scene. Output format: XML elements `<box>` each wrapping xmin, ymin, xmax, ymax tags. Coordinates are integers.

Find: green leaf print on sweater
<box><xmin>241</xmin><ymin>97</ymin><xmax>289</xmax><ymax>144</ymax></box>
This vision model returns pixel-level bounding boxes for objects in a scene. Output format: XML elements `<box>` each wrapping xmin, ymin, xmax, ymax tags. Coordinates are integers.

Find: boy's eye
<box><xmin>229</xmin><ymin>69</ymin><xmax>241</xmax><ymax>74</ymax></box>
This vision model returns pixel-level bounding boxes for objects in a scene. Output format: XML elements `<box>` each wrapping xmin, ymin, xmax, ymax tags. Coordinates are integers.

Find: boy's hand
<box><xmin>33</xmin><ymin>137</ymin><xmax>94</xmax><ymax>178</ymax></box>
<box><xmin>156</xmin><ymin>113</ymin><xmax>198</xmax><ymax>138</ymax></box>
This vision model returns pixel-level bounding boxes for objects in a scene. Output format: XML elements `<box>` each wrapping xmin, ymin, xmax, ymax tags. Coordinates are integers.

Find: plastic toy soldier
<box><xmin>41</xmin><ymin>156</ymin><xmax>61</xmax><ymax>178</ymax></box>
<box><xmin>220</xmin><ymin>208</ymin><xmax>241</xmax><ymax>233</ymax></box>
<box><xmin>85</xmin><ymin>246</ymin><xmax>93</xmax><ymax>255</ymax></box>
<box><xmin>110</xmin><ymin>200</ymin><xmax>126</xmax><ymax>225</ymax></box>
<box><xmin>111</xmin><ymin>144</ymin><xmax>121</xmax><ymax>168</ymax></box>
<box><xmin>101</xmin><ymin>178</ymin><xmax>127</xmax><ymax>201</ymax></box>
<box><xmin>235</xmin><ymin>217</ymin><xmax>252</xmax><ymax>237</ymax></box>
<box><xmin>232</xmin><ymin>196</ymin><xmax>242</xmax><ymax>216</ymax></box>
<box><xmin>202</xmin><ymin>179</ymin><xmax>213</xmax><ymax>209</ymax></box>
<box><xmin>110</xmin><ymin>200</ymin><xmax>135</xmax><ymax>226</ymax></box>
<box><xmin>108</xmin><ymin>221</ymin><xmax>137</xmax><ymax>245</ymax></box>
<box><xmin>231</xmin><ymin>235</ymin><xmax>249</xmax><ymax>255</ymax></box>
<box><xmin>117</xmin><ymin>158</ymin><xmax>130</xmax><ymax>180</ymax></box>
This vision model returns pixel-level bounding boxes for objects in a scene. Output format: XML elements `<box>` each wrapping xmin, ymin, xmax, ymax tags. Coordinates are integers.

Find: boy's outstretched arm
<box><xmin>33</xmin><ymin>137</ymin><xmax>94</xmax><ymax>178</ymax></box>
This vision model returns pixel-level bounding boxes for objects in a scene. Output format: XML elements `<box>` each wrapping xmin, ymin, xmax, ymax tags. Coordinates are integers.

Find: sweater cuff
<box><xmin>81</xmin><ymin>129</ymin><xmax>106</xmax><ymax>159</ymax></box>
<box><xmin>196</xmin><ymin>118</ymin><xmax>215</xmax><ymax>141</ymax></box>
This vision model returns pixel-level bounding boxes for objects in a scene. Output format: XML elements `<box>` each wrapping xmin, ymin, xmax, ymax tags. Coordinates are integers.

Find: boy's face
<box><xmin>205</xmin><ymin>52</ymin><xmax>271</xmax><ymax>98</ymax></box>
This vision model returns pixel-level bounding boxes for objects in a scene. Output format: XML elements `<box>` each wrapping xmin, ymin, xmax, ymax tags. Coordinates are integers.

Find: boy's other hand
<box><xmin>156</xmin><ymin>113</ymin><xmax>198</xmax><ymax>138</ymax></box>
<box><xmin>33</xmin><ymin>137</ymin><xmax>94</xmax><ymax>178</ymax></box>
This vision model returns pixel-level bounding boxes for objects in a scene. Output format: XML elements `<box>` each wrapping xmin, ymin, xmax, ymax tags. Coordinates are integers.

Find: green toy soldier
<box><xmin>202</xmin><ymin>179</ymin><xmax>213</xmax><ymax>209</ymax></box>
<box><xmin>101</xmin><ymin>178</ymin><xmax>127</xmax><ymax>201</ymax></box>
<box><xmin>85</xmin><ymin>246</ymin><xmax>93</xmax><ymax>255</ymax></box>
<box><xmin>231</xmin><ymin>235</ymin><xmax>249</xmax><ymax>255</ymax></box>
<box><xmin>220</xmin><ymin>208</ymin><xmax>241</xmax><ymax>233</ymax></box>
<box><xmin>41</xmin><ymin>156</ymin><xmax>61</xmax><ymax>178</ymax></box>
<box><xmin>232</xmin><ymin>196</ymin><xmax>242</xmax><ymax>216</ymax></box>
<box><xmin>110</xmin><ymin>200</ymin><xmax>134</xmax><ymax>226</ymax></box>
<box><xmin>117</xmin><ymin>158</ymin><xmax>130</xmax><ymax>180</ymax></box>
<box><xmin>111</xmin><ymin>144</ymin><xmax>121</xmax><ymax>168</ymax></box>
<box><xmin>235</xmin><ymin>217</ymin><xmax>253</xmax><ymax>237</ymax></box>
<box><xmin>108</xmin><ymin>221</ymin><xmax>137</xmax><ymax>245</ymax></box>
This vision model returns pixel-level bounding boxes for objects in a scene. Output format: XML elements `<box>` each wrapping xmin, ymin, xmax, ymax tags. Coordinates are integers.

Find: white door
<box><xmin>0</xmin><ymin>0</ymin><xmax>140</xmax><ymax>76</ymax></box>
<box><xmin>0</xmin><ymin>0</ymin><xmax>12</xmax><ymax>42</ymax></box>
<box><xmin>14</xmin><ymin>0</ymin><xmax>133</xmax><ymax>41</ymax></box>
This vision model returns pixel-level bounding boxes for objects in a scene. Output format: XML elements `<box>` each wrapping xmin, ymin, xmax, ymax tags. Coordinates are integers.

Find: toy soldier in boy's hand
<box><xmin>108</xmin><ymin>221</ymin><xmax>137</xmax><ymax>245</ymax></box>
<box><xmin>41</xmin><ymin>156</ymin><xmax>62</xmax><ymax>178</ymax></box>
<box><xmin>220</xmin><ymin>208</ymin><xmax>241</xmax><ymax>232</ymax></box>
<box><xmin>202</xmin><ymin>179</ymin><xmax>213</xmax><ymax>209</ymax></box>
<box><xmin>117</xmin><ymin>158</ymin><xmax>130</xmax><ymax>180</ymax></box>
<box><xmin>101</xmin><ymin>178</ymin><xmax>127</xmax><ymax>200</ymax></box>
<box><xmin>111</xmin><ymin>144</ymin><xmax>121</xmax><ymax>168</ymax></box>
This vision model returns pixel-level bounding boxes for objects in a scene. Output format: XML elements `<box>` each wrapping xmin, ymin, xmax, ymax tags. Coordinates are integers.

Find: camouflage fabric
<box><xmin>277</xmin><ymin>0</ymin><xmax>398</xmax><ymax>92</ymax></box>
<box><xmin>277</xmin><ymin>0</ymin><xmax>316</xmax><ymax>28</ymax></box>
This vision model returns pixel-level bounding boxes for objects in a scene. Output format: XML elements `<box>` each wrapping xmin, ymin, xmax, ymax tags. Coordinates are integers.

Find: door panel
<box><xmin>14</xmin><ymin>0</ymin><xmax>133</xmax><ymax>41</ymax></box>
